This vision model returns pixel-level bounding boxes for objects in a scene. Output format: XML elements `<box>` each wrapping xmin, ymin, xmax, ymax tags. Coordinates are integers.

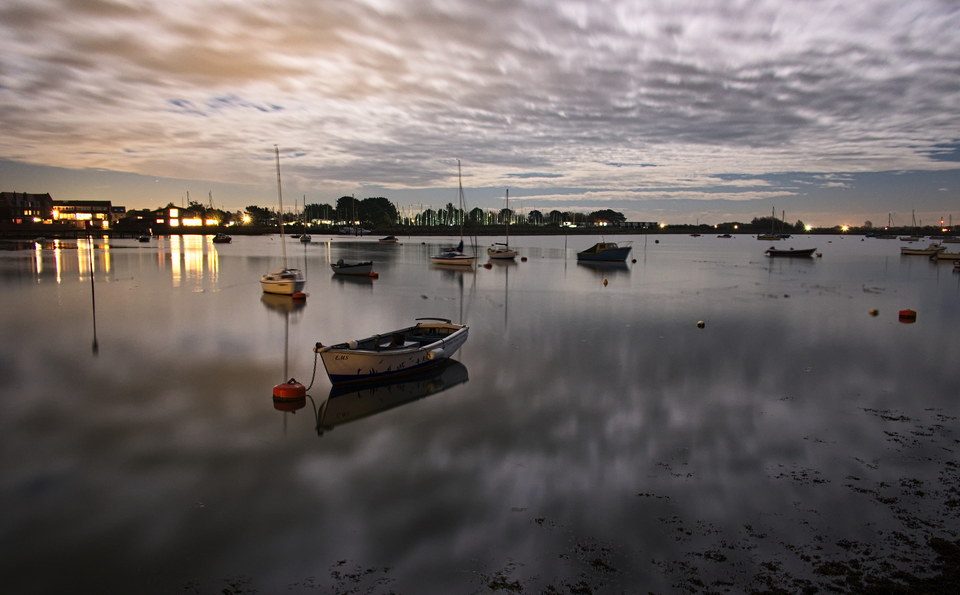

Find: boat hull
<box><xmin>331</xmin><ymin>261</ymin><xmax>373</xmax><ymax>276</ymax></box>
<box><xmin>319</xmin><ymin>323</ymin><xmax>469</xmax><ymax>384</ymax></box>
<box><xmin>430</xmin><ymin>253</ymin><xmax>476</xmax><ymax>266</ymax></box>
<box><xmin>576</xmin><ymin>247</ymin><xmax>632</xmax><ymax>262</ymax></box>
<box><xmin>260</xmin><ymin>268</ymin><xmax>305</xmax><ymax>295</ymax></box>
<box><xmin>934</xmin><ymin>251</ymin><xmax>960</xmax><ymax>261</ymax></box>
<box><xmin>487</xmin><ymin>247</ymin><xmax>517</xmax><ymax>259</ymax></box>
<box><xmin>765</xmin><ymin>247</ymin><xmax>817</xmax><ymax>257</ymax></box>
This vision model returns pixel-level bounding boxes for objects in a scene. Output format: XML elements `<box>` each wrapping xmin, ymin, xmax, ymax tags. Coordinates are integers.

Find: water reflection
<box><xmin>311</xmin><ymin>360</ymin><xmax>469</xmax><ymax>435</ymax></box>
<box><xmin>576</xmin><ymin>260</ymin><xmax>630</xmax><ymax>276</ymax></box>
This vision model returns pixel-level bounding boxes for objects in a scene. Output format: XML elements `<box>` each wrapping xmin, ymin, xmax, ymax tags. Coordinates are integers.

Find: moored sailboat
<box><xmin>431</xmin><ymin>160</ymin><xmax>476</xmax><ymax>266</ymax></box>
<box><xmin>261</xmin><ymin>146</ymin><xmax>305</xmax><ymax>295</ymax></box>
<box><xmin>487</xmin><ymin>188</ymin><xmax>518</xmax><ymax>260</ymax></box>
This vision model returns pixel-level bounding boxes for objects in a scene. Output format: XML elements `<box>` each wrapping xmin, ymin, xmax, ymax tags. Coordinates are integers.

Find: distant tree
<box><xmin>588</xmin><ymin>209</ymin><xmax>626</xmax><ymax>225</ymax></box>
<box><xmin>548</xmin><ymin>210</ymin><xmax>563</xmax><ymax>225</ymax></box>
<box><xmin>245</xmin><ymin>205</ymin><xmax>274</xmax><ymax>225</ymax></box>
<box><xmin>304</xmin><ymin>202</ymin><xmax>334</xmax><ymax>222</ymax></box>
<box><xmin>528</xmin><ymin>209</ymin><xmax>543</xmax><ymax>225</ymax></box>
<box><xmin>497</xmin><ymin>208</ymin><xmax>513</xmax><ymax>224</ymax></box>
<box><xmin>359</xmin><ymin>196</ymin><xmax>399</xmax><ymax>227</ymax></box>
<box><xmin>335</xmin><ymin>196</ymin><xmax>360</xmax><ymax>223</ymax></box>
<box><xmin>468</xmin><ymin>207</ymin><xmax>484</xmax><ymax>224</ymax></box>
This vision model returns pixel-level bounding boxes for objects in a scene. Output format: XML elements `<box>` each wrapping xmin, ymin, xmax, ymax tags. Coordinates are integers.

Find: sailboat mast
<box><xmin>275</xmin><ymin>145</ymin><xmax>287</xmax><ymax>267</ymax></box>
<box><xmin>505</xmin><ymin>188</ymin><xmax>510</xmax><ymax>247</ymax></box>
<box><xmin>457</xmin><ymin>159</ymin><xmax>464</xmax><ymax>240</ymax></box>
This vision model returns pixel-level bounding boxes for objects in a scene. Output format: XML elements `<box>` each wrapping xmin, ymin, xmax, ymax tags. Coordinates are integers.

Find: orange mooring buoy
<box><xmin>292</xmin><ymin>291</ymin><xmax>307</xmax><ymax>300</ymax></box>
<box><xmin>520</xmin><ymin>256</ymin><xmax>527</xmax><ymax>262</ymax></box>
<box><xmin>898</xmin><ymin>309</ymin><xmax>917</xmax><ymax>323</ymax></box>
<box><xmin>369</xmin><ymin>272</ymin><xmax>379</xmax><ymax>279</ymax></box>
<box><xmin>273</xmin><ymin>378</ymin><xmax>307</xmax><ymax>400</ymax></box>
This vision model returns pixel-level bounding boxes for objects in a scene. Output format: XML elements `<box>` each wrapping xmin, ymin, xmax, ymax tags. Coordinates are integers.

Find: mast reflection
<box><xmin>309</xmin><ymin>360</ymin><xmax>469</xmax><ymax>435</ymax></box>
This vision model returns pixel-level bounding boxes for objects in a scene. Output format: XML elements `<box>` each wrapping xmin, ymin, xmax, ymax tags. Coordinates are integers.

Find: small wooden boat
<box><xmin>212</xmin><ymin>233</ymin><xmax>232</xmax><ymax>244</ymax></box>
<box><xmin>315</xmin><ymin>318</ymin><xmax>469</xmax><ymax>384</ymax></box>
<box><xmin>331</xmin><ymin>259</ymin><xmax>373</xmax><ymax>276</ymax></box>
<box><xmin>765</xmin><ymin>247</ymin><xmax>817</xmax><ymax>257</ymax></box>
<box><xmin>577</xmin><ymin>241</ymin><xmax>632</xmax><ymax>262</ymax></box>
<box><xmin>900</xmin><ymin>243</ymin><xmax>943</xmax><ymax>256</ymax></box>
<box><xmin>933</xmin><ymin>250</ymin><xmax>960</xmax><ymax>262</ymax></box>
<box><xmin>260</xmin><ymin>267</ymin><xmax>305</xmax><ymax>295</ymax></box>
<box><xmin>378</xmin><ymin>235</ymin><xmax>400</xmax><ymax>244</ymax></box>
<box><xmin>899</xmin><ymin>235</ymin><xmax>921</xmax><ymax>242</ymax></box>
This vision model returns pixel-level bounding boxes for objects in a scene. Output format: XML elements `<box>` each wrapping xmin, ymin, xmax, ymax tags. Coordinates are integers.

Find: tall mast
<box><xmin>457</xmin><ymin>159</ymin><xmax>464</xmax><ymax>240</ymax></box>
<box><xmin>505</xmin><ymin>188</ymin><xmax>510</xmax><ymax>247</ymax></box>
<box><xmin>275</xmin><ymin>145</ymin><xmax>287</xmax><ymax>267</ymax></box>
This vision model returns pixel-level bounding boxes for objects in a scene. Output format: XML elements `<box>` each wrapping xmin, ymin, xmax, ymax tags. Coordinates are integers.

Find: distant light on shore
<box><xmin>840</xmin><ymin>225</ymin><xmax>850</xmax><ymax>232</ymax></box>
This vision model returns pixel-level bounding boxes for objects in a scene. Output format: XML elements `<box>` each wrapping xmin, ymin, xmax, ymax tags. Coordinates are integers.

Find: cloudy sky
<box><xmin>1</xmin><ymin>0</ymin><xmax>958</xmax><ymax>226</ymax></box>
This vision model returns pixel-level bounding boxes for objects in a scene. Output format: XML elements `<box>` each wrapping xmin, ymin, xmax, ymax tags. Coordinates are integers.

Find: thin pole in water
<box><xmin>88</xmin><ymin>236</ymin><xmax>98</xmax><ymax>355</ymax></box>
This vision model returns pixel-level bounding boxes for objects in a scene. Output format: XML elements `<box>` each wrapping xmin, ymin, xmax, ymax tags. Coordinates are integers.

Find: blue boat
<box><xmin>576</xmin><ymin>241</ymin><xmax>632</xmax><ymax>262</ymax></box>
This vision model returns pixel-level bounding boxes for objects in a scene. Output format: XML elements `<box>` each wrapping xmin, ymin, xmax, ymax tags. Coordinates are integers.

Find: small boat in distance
<box><xmin>717</xmin><ymin>233</ymin><xmax>733</xmax><ymax>238</ymax></box>
<box><xmin>331</xmin><ymin>259</ymin><xmax>374</xmax><ymax>276</ymax></box>
<box><xmin>378</xmin><ymin>235</ymin><xmax>400</xmax><ymax>244</ymax></box>
<box><xmin>900</xmin><ymin>243</ymin><xmax>943</xmax><ymax>256</ymax></box>
<box><xmin>577</xmin><ymin>241</ymin><xmax>632</xmax><ymax>262</ymax></box>
<box><xmin>933</xmin><ymin>250</ymin><xmax>960</xmax><ymax>262</ymax></box>
<box><xmin>212</xmin><ymin>233</ymin><xmax>232</xmax><ymax>244</ymax></box>
<box><xmin>487</xmin><ymin>188</ymin><xmax>517</xmax><ymax>260</ymax></box>
<box><xmin>765</xmin><ymin>247</ymin><xmax>817</xmax><ymax>258</ymax></box>
<box><xmin>137</xmin><ymin>235</ymin><xmax>151</xmax><ymax>243</ymax></box>
<box><xmin>261</xmin><ymin>146</ymin><xmax>305</xmax><ymax>295</ymax></box>
<box><xmin>300</xmin><ymin>234</ymin><xmax>311</xmax><ymax>244</ymax></box>
<box><xmin>315</xmin><ymin>318</ymin><xmax>469</xmax><ymax>384</ymax></box>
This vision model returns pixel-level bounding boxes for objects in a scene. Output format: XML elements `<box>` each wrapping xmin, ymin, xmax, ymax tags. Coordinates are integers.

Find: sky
<box><xmin>1</xmin><ymin>0</ymin><xmax>959</xmax><ymax>227</ymax></box>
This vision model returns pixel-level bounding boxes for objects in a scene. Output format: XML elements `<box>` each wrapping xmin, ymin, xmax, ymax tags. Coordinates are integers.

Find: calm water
<box><xmin>2</xmin><ymin>233</ymin><xmax>959</xmax><ymax>593</ymax></box>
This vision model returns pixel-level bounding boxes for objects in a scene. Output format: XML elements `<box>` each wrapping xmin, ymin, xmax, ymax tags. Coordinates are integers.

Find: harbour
<box><xmin>2</xmin><ymin>233</ymin><xmax>958</xmax><ymax>592</ymax></box>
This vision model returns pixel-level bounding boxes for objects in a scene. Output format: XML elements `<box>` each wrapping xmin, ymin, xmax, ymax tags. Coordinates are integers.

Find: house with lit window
<box><xmin>0</xmin><ymin>192</ymin><xmax>53</xmax><ymax>224</ymax></box>
<box><xmin>52</xmin><ymin>200</ymin><xmax>117</xmax><ymax>229</ymax></box>
<box><xmin>152</xmin><ymin>206</ymin><xmax>221</xmax><ymax>230</ymax></box>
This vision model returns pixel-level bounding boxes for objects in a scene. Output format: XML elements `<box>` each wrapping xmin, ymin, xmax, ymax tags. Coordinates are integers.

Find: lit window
<box><xmin>169</xmin><ymin>219</ymin><xmax>180</xmax><ymax>227</ymax></box>
<box><xmin>169</xmin><ymin>208</ymin><xmax>179</xmax><ymax>218</ymax></box>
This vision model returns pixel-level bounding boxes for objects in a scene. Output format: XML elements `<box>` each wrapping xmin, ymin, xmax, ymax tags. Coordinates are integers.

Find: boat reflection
<box><xmin>312</xmin><ymin>359</ymin><xmax>469</xmax><ymax>435</ymax></box>
<box><xmin>576</xmin><ymin>260</ymin><xmax>630</xmax><ymax>275</ymax></box>
<box><xmin>260</xmin><ymin>293</ymin><xmax>306</xmax><ymax>314</ymax></box>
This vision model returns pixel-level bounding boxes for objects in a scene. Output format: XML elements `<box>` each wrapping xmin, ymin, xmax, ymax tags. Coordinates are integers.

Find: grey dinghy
<box><xmin>315</xmin><ymin>318</ymin><xmax>468</xmax><ymax>384</ymax></box>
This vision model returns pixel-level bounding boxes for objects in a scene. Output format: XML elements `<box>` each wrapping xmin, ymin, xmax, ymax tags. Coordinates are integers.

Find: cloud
<box><xmin>0</xmin><ymin>0</ymin><xmax>958</xmax><ymax>221</ymax></box>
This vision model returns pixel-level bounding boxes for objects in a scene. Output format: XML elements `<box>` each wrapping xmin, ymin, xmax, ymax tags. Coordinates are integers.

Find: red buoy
<box><xmin>292</xmin><ymin>291</ymin><xmax>307</xmax><ymax>301</ymax></box>
<box><xmin>520</xmin><ymin>256</ymin><xmax>527</xmax><ymax>262</ymax></box>
<box><xmin>898</xmin><ymin>309</ymin><xmax>917</xmax><ymax>323</ymax></box>
<box><xmin>273</xmin><ymin>378</ymin><xmax>307</xmax><ymax>400</ymax></box>
<box><xmin>483</xmin><ymin>262</ymin><xmax>492</xmax><ymax>269</ymax></box>
<box><xmin>368</xmin><ymin>272</ymin><xmax>379</xmax><ymax>279</ymax></box>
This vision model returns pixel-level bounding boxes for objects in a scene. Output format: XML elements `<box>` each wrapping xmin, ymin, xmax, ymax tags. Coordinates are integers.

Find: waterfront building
<box><xmin>0</xmin><ymin>192</ymin><xmax>53</xmax><ymax>224</ymax></box>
